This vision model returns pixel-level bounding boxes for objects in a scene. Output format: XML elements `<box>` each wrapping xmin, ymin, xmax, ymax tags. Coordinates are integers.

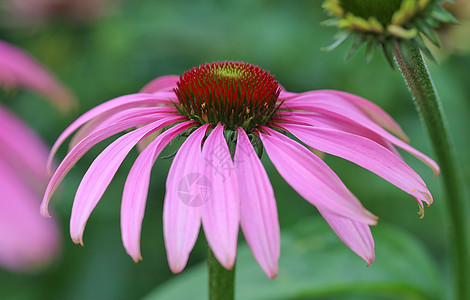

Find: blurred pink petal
<box><xmin>3</xmin><ymin>0</ymin><xmax>114</xmax><ymax>26</ymax></box>
<box><xmin>0</xmin><ymin>40</ymin><xmax>75</xmax><ymax>111</ymax></box>
<box><xmin>0</xmin><ymin>105</ymin><xmax>49</xmax><ymax>187</ymax></box>
<box><xmin>0</xmin><ymin>40</ymin><xmax>72</xmax><ymax>272</ymax></box>
<box><xmin>0</xmin><ymin>158</ymin><xmax>59</xmax><ymax>271</ymax></box>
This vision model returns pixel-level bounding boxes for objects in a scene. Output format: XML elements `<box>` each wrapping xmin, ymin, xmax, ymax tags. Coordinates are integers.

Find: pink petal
<box><xmin>282</xmin><ymin>92</ymin><xmax>439</xmax><ymax>175</ymax></box>
<box><xmin>48</xmin><ymin>93</ymin><xmax>176</xmax><ymax>171</ymax></box>
<box><xmin>318</xmin><ymin>208</ymin><xmax>375</xmax><ymax>265</ymax></box>
<box><xmin>236</xmin><ymin>128</ymin><xmax>280</xmax><ymax>279</ymax></box>
<box><xmin>279</xmin><ymin>90</ymin><xmax>298</xmax><ymax>100</ymax></box>
<box><xmin>321</xmin><ymin>90</ymin><xmax>408</xmax><ymax>142</ymax></box>
<box><xmin>163</xmin><ymin>125</ymin><xmax>209</xmax><ymax>273</ymax></box>
<box><xmin>41</xmin><ymin>112</ymin><xmax>185</xmax><ymax>217</ymax></box>
<box><xmin>69</xmin><ymin>116</ymin><xmax>183</xmax><ymax>245</ymax></box>
<box><xmin>276</xmin><ymin>113</ymin><xmax>402</xmax><ymax>159</ymax></box>
<box><xmin>121</xmin><ymin>121</ymin><xmax>197</xmax><ymax>262</ymax></box>
<box><xmin>259</xmin><ymin>127</ymin><xmax>377</xmax><ymax>225</ymax></box>
<box><xmin>0</xmin><ymin>157</ymin><xmax>59</xmax><ymax>271</ymax></box>
<box><xmin>200</xmin><ymin>124</ymin><xmax>239</xmax><ymax>270</ymax></box>
<box><xmin>282</xmin><ymin>123</ymin><xmax>433</xmax><ymax>214</ymax></box>
<box><xmin>0</xmin><ymin>40</ymin><xmax>75</xmax><ymax>111</ymax></box>
<box><xmin>140</xmin><ymin>75</ymin><xmax>179</xmax><ymax>93</ymax></box>
<box><xmin>0</xmin><ymin>105</ymin><xmax>49</xmax><ymax>186</ymax></box>
<box><xmin>68</xmin><ymin>106</ymin><xmax>177</xmax><ymax>151</ymax></box>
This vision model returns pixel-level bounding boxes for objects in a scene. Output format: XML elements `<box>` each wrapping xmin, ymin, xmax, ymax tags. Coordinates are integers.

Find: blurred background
<box><xmin>1</xmin><ymin>0</ymin><xmax>469</xmax><ymax>299</ymax></box>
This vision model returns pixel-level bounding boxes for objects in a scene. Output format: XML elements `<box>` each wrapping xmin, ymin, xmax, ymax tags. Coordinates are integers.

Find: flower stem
<box><xmin>208</xmin><ymin>248</ymin><xmax>235</xmax><ymax>300</ymax></box>
<box><xmin>394</xmin><ymin>45</ymin><xmax>469</xmax><ymax>300</ymax></box>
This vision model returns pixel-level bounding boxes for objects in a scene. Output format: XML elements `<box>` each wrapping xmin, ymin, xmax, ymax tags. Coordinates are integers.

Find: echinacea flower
<box><xmin>42</xmin><ymin>61</ymin><xmax>438</xmax><ymax>279</ymax></box>
<box><xmin>0</xmin><ymin>40</ymin><xmax>73</xmax><ymax>271</ymax></box>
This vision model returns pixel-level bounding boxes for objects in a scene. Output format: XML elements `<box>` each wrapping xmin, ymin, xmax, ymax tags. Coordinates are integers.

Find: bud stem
<box><xmin>208</xmin><ymin>248</ymin><xmax>235</xmax><ymax>300</ymax></box>
<box><xmin>394</xmin><ymin>45</ymin><xmax>469</xmax><ymax>300</ymax></box>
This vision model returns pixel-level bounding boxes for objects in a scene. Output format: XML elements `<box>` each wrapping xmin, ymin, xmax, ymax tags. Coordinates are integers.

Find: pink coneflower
<box><xmin>0</xmin><ymin>40</ymin><xmax>72</xmax><ymax>271</ymax></box>
<box><xmin>42</xmin><ymin>61</ymin><xmax>438</xmax><ymax>279</ymax></box>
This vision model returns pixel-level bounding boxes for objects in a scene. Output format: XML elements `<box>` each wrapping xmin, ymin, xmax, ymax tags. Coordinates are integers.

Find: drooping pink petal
<box><xmin>200</xmin><ymin>124</ymin><xmax>239</xmax><ymax>270</ymax></box>
<box><xmin>69</xmin><ymin>116</ymin><xmax>183</xmax><ymax>245</ymax></box>
<box><xmin>41</xmin><ymin>112</ymin><xmax>185</xmax><ymax>217</ymax></box>
<box><xmin>282</xmin><ymin>92</ymin><xmax>439</xmax><ymax>175</ymax></box>
<box><xmin>259</xmin><ymin>127</ymin><xmax>377</xmax><ymax>225</ymax></box>
<box><xmin>163</xmin><ymin>125</ymin><xmax>209</xmax><ymax>273</ymax></box>
<box><xmin>48</xmin><ymin>93</ymin><xmax>176</xmax><ymax>170</ymax></box>
<box><xmin>281</xmin><ymin>123</ymin><xmax>433</xmax><ymax>213</ymax></box>
<box><xmin>121</xmin><ymin>121</ymin><xmax>197</xmax><ymax>262</ymax></box>
<box><xmin>0</xmin><ymin>40</ymin><xmax>74</xmax><ymax>111</ymax></box>
<box><xmin>318</xmin><ymin>208</ymin><xmax>375</xmax><ymax>265</ymax></box>
<box><xmin>140</xmin><ymin>75</ymin><xmax>179</xmax><ymax>93</ymax></box>
<box><xmin>278</xmin><ymin>90</ymin><xmax>298</xmax><ymax>100</ymax></box>
<box><xmin>68</xmin><ymin>106</ymin><xmax>177</xmax><ymax>151</ymax></box>
<box><xmin>0</xmin><ymin>157</ymin><xmax>59</xmax><ymax>271</ymax></box>
<box><xmin>0</xmin><ymin>105</ymin><xmax>49</xmax><ymax>186</ymax></box>
<box><xmin>235</xmin><ymin>128</ymin><xmax>280</xmax><ymax>279</ymax></box>
<box><xmin>322</xmin><ymin>90</ymin><xmax>408</xmax><ymax>141</ymax></box>
<box><xmin>276</xmin><ymin>113</ymin><xmax>402</xmax><ymax>158</ymax></box>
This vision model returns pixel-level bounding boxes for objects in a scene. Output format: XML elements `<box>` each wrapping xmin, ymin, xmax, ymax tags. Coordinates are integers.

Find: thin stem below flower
<box><xmin>208</xmin><ymin>248</ymin><xmax>235</xmax><ymax>300</ymax></box>
<box><xmin>394</xmin><ymin>45</ymin><xmax>469</xmax><ymax>300</ymax></box>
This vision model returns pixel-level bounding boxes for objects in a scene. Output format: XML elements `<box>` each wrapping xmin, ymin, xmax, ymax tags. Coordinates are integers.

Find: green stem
<box><xmin>208</xmin><ymin>248</ymin><xmax>235</xmax><ymax>300</ymax></box>
<box><xmin>393</xmin><ymin>45</ymin><xmax>469</xmax><ymax>300</ymax></box>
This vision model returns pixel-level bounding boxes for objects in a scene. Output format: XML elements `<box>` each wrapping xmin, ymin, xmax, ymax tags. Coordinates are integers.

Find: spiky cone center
<box><xmin>174</xmin><ymin>62</ymin><xmax>281</xmax><ymax>131</ymax></box>
<box><xmin>322</xmin><ymin>0</ymin><xmax>457</xmax><ymax>65</ymax></box>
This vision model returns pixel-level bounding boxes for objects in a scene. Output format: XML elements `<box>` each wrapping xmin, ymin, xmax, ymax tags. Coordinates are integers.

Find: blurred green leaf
<box><xmin>144</xmin><ymin>218</ymin><xmax>442</xmax><ymax>300</ymax></box>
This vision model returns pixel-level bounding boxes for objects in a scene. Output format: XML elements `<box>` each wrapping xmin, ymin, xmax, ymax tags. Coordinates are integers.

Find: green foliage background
<box><xmin>1</xmin><ymin>0</ymin><xmax>469</xmax><ymax>299</ymax></box>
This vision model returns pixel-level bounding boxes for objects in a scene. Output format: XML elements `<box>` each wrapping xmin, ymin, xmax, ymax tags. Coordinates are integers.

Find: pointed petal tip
<box><xmin>71</xmin><ymin>233</ymin><xmax>84</xmax><ymax>246</ymax></box>
<box><xmin>266</xmin><ymin>265</ymin><xmax>279</xmax><ymax>280</ymax></box>
<box><xmin>367</xmin><ymin>210</ymin><xmax>379</xmax><ymax>224</ymax></box>
<box><xmin>131</xmin><ymin>255</ymin><xmax>143</xmax><ymax>263</ymax></box>
<box><xmin>40</xmin><ymin>203</ymin><xmax>51</xmax><ymax>218</ymax></box>
<box><xmin>433</xmin><ymin>166</ymin><xmax>441</xmax><ymax>178</ymax></box>
<box><xmin>125</xmin><ymin>248</ymin><xmax>143</xmax><ymax>263</ymax></box>
<box><xmin>169</xmin><ymin>263</ymin><xmax>185</xmax><ymax>274</ymax></box>
<box><xmin>366</xmin><ymin>256</ymin><xmax>375</xmax><ymax>267</ymax></box>
<box><xmin>220</xmin><ymin>257</ymin><xmax>236</xmax><ymax>271</ymax></box>
<box><xmin>267</xmin><ymin>272</ymin><xmax>278</xmax><ymax>280</ymax></box>
<box><xmin>73</xmin><ymin>239</ymin><xmax>84</xmax><ymax>247</ymax></box>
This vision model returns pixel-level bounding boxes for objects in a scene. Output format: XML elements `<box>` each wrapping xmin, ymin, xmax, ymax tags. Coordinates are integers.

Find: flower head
<box><xmin>42</xmin><ymin>61</ymin><xmax>439</xmax><ymax>279</ymax></box>
<box><xmin>322</xmin><ymin>0</ymin><xmax>458</xmax><ymax>65</ymax></box>
<box><xmin>0</xmin><ymin>40</ymin><xmax>72</xmax><ymax>271</ymax></box>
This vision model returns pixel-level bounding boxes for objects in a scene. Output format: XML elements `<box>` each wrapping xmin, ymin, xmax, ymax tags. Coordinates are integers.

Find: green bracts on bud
<box><xmin>321</xmin><ymin>0</ymin><xmax>458</xmax><ymax>67</ymax></box>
